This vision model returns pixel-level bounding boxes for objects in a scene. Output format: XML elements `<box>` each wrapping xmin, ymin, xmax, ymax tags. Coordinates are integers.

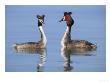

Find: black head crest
<box><xmin>42</xmin><ymin>15</ymin><xmax>45</xmax><ymax>18</ymax></box>
<box><xmin>64</xmin><ymin>12</ymin><xmax>68</xmax><ymax>16</ymax></box>
<box><xmin>37</xmin><ymin>15</ymin><xmax>40</xmax><ymax>18</ymax></box>
<box><xmin>64</xmin><ymin>12</ymin><xmax>72</xmax><ymax>16</ymax></box>
<box><xmin>36</xmin><ymin>15</ymin><xmax>45</xmax><ymax>19</ymax></box>
<box><xmin>68</xmin><ymin>12</ymin><xmax>72</xmax><ymax>15</ymax></box>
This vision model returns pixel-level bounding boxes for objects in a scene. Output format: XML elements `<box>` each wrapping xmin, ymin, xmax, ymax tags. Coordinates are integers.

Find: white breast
<box><xmin>61</xmin><ymin>26</ymin><xmax>69</xmax><ymax>47</ymax></box>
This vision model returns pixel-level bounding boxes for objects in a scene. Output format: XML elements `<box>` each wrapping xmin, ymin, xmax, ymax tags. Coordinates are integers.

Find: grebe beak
<box><xmin>59</xmin><ymin>19</ymin><xmax>63</xmax><ymax>22</ymax></box>
<box><xmin>39</xmin><ymin>19</ymin><xmax>45</xmax><ymax>24</ymax></box>
<box><xmin>59</xmin><ymin>16</ymin><xmax>65</xmax><ymax>22</ymax></box>
<box><xmin>59</xmin><ymin>18</ymin><xmax>63</xmax><ymax>22</ymax></box>
<box><xmin>42</xmin><ymin>19</ymin><xmax>45</xmax><ymax>24</ymax></box>
<box><xmin>43</xmin><ymin>21</ymin><xmax>45</xmax><ymax>24</ymax></box>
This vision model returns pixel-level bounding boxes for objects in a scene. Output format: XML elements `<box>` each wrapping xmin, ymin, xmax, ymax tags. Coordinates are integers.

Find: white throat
<box><xmin>61</xmin><ymin>26</ymin><xmax>70</xmax><ymax>47</ymax></box>
<box><xmin>39</xmin><ymin>26</ymin><xmax>47</xmax><ymax>47</ymax></box>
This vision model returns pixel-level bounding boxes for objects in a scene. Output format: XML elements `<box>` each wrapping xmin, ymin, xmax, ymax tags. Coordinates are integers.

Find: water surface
<box><xmin>5</xmin><ymin>5</ymin><xmax>106</xmax><ymax>72</ymax></box>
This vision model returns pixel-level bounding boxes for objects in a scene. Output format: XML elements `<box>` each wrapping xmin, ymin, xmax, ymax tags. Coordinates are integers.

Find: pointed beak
<box><xmin>59</xmin><ymin>18</ymin><xmax>63</xmax><ymax>22</ymax></box>
<box><xmin>42</xmin><ymin>19</ymin><xmax>45</xmax><ymax>24</ymax></box>
<box><xmin>59</xmin><ymin>20</ymin><xmax>62</xmax><ymax>22</ymax></box>
<box><xmin>59</xmin><ymin>16</ymin><xmax>65</xmax><ymax>22</ymax></box>
<box><xmin>40</xmin><ymin>19</ymin><xmax>45</xmax><ymax>24</ymax></box>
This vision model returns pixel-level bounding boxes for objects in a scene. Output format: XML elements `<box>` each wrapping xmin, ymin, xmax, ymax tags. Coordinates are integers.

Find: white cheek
<box><xmin>63</xmin><ymin>16</ymin><xmax>65</xmax><ymax>21</ymax></box>
<box><xmin>39</xmin><ymin>19</ymin><xmax>43</xmax><ymax>23</ymax></box>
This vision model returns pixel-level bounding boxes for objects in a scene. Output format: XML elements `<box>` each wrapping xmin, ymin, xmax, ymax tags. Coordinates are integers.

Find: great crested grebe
<box><xmin>60</xmin><ymin>12</ymin><xmax>97</xmax><ymax>50</ymax></box>
<box><xmin>13</xmin><ymin>15</ymin><xmax>47</xmax><ymax>50</ymax></box>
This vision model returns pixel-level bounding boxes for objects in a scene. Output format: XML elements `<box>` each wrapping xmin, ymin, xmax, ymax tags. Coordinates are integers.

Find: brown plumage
<box><xmin>13</xmin><ymin>15</ymin><xmax>47</xmax><ymax>50</ymax></box>
<box><xmin>60</xmin><ymin>12</ymin><xmax>97</xmax><ymax>50</ymax></box>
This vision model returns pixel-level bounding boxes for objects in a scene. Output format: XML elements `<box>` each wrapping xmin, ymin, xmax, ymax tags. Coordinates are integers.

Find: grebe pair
<box><xmin>13</xmin><ymin>13</ymin><xmax>96</xmax><ymax>51</ymax></box>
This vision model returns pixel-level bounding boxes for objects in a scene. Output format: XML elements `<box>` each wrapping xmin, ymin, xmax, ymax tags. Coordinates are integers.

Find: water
<box><xmin>5</xmin><ymin>5</ymin><xmax>106</xmax><ymax>72</ymax></box>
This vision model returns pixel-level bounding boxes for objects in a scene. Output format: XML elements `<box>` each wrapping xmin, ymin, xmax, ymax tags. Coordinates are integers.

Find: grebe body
<box><xmin>13</xmin><ymin>15</ymin><xmax>47</xmax><ymax>50</ymax></box>
<box><xmin>60</xmin><ymin>12</ymin><xmax>96</xmax><ymax>50</ymax></box>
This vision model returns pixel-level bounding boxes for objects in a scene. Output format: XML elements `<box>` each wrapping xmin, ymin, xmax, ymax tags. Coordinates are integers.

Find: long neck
<box><xmin>38</xmin><ymin>26</ymin><xmax>47</xmax><ymax>47</ymax></box>
<box><xmin>61</xmin><ymin>26</ymin><xmax>71</xmax><ymax>47</ymax></box>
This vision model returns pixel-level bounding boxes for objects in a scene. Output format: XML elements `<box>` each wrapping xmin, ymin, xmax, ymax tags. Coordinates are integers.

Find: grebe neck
<box><xmin>61</xmin><ymin>26</ymin><xmax>71</xmax><ymax>47</ymax></box>
<box><xmin>38</xmin><ymin>26</ymin><xmax>47</xmax><ymax>47</ymax></box>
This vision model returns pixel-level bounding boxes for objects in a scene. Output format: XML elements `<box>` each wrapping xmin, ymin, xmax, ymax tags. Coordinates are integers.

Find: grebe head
<box><xmin>37</xmin><ymin>15</ymin><xmax>45</xmax><ymax>27</ymax></box>
<box><xmin>59</xmin><ymin>12</ymin><xmax>74</xmax><ymax>27</ymax></box>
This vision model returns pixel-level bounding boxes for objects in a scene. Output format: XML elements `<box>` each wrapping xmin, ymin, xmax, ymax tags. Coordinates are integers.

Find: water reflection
<box><xmin>61</xmin><ymin>47</ymin><xmax>96</xmax><ymax>72</ymax></box>
<box><xmin>13</xmin><ymin>48</ymin><xmax>47</xmax><ymax>72</ymax></box>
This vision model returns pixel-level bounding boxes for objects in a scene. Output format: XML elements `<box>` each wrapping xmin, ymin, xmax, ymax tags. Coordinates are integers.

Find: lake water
<box><xmin>5</xmin><ymin>5</ymin><xmax>106</xmax><ymax>72</ymax></box>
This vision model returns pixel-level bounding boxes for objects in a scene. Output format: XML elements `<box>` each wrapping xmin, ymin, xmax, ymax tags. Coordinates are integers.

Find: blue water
<box><xmin>5</xmin><ymin>5</ymin><xmax>106</xmax><ymax>72</ymax></box>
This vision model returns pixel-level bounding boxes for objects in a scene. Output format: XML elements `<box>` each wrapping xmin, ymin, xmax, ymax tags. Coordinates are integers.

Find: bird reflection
<box><xmin>61</xmin><ymin>47</ymin><xmax>73</xmax><ymax>72</ymax></box>
<box><xmin>13</xmin><ymin>48</ymin><xmax>47</xmax><ymax>72</ymax></box>
<box><xmin>61</xmin><ymin>47</ymin><xmax>96</xmax><ymax>72</ymax></box>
